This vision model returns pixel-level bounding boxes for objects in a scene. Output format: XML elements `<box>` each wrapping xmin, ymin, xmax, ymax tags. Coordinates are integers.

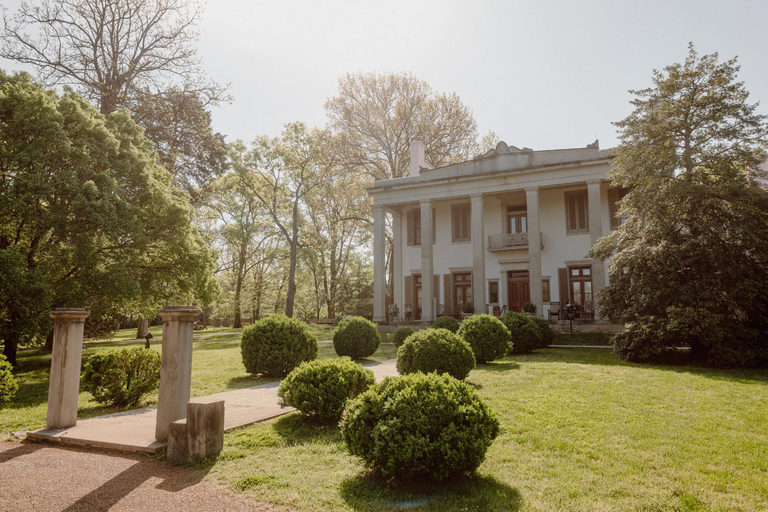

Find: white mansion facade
<box><xmin>369</xmin><ymin>140</ymin><xmax>623</xmax><ymax>323</ymax></box>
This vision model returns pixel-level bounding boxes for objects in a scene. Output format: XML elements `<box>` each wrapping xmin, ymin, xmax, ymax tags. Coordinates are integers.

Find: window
<box><xmin>488</xmin><ymin>281</ymin><xmax>499</xmax><ymax>303</ymax></box>
<box><xmin>542</xmin><ymin>279</ymin><xmax>550</xmax><ymax>303</ymax></box>
<box><xmin>452</xmin><ymin>204</ymin><xmax>471</xmax><ymax>242</ymax></box>
<box><xmin>507</xmin><ymin>208</ymin><xmax>527</xmax><ymax>234</ymax></box>
<box><xmin>453</xmin><ymin>272</ymin><xmax>472</xmax><ymax>309</ymax></box>
<box><xmin>608</xmin><ymin>187</ymin><xmax>629</xmax><ymax>229</ymax></box>
<box><xmin>565</xmin><ymin>190</ymin><xmax>589</xmax><ymax>233</ymax></box>
<box><xmin>407</xmin><ymin>208</ymin><xmax>436</xmax><ymax>246</ymax></box>
<box><xmin>569</xmin><ymin>267</ymin><xmax>592</xmax><ymax>306</ymax></box>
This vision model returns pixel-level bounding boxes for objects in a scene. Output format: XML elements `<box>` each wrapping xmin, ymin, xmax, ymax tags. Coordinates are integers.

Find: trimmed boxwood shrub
<box><xmin>457</xmin><ymin>314</ymin><xmax>511</xmax><ymax>363</ymax></box>
<box><xmin>432</xmin><ymin>316</ymin><xmax>460</xmax><ymax>333</ymax></box>
<box><xmin>241</xmin><ymin>314</ymin><xmax>318</xmax><ymax>377</ymax></box>
<box><xmin>500</xmin><ymin>312</ymin><xmax>542</xmax><ymax>354</ymax></box>
<box><xmin>333</xmin><ymin>316</ymin><xmax>380</xmax><ymax>360</ymax></box>
<box><xmin>341</xmin><ymin>372</ymin><xmax>500</xmax><ymax>480</ymax></box>
<box><xmin>278</xmin><ymin>359</ymin><xmax>375</xmax><ymax>423</ymax></box>
<box><xmin>0</xmin><ymin>354</ymin><xmax>18</xmax><ymax>403</ymax></box>
<box><xmin>82</xmin><ymin>348</ymin><xmax>161</xmax><ymax>407</ymax></box>
<box><xmin>393</xmin><ymin>326</ymin><xmax>414</xmax><ymax>348</ymax></box>
<box><xmin>531</xmin><ymin>317</ymin><xmax>555</xmax><ymax>348</ymax></box>
<box><xmin>396</xmin><ymin>328</ymin><xmax>475</xmax><ymax>380</ymax></box>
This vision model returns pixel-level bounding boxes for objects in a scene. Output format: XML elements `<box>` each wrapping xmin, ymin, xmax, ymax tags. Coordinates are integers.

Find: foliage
<box><xmin>332</xmin><ymin>316</ymin><xmax>380</xmax><ymax>360</ymax></box>
<box><xmin>531</xmin><ymin>317</ymin><xmax>556</xmax><ymax>348</ymax></box>
<box><xmin>396</xmin><ymin>328</ymin><xmax>475</xmax><ymax>380</ymax></box>
<box><xmin>277</xmin><ymin>359</ymin><xmax>375</xmax><ymax>423</ymax></box>
<box><xmin>0</xmin><ymin>354</ymin><xmax>18</xmax><ymax>403</ymax></box>
<box><xmin>82</xmin><ymin>348</ymin><xmax>161</xmax><ymax>407</ymax></box>
<box><xmin>340</xmin><ymin>372</ymin><xmax>500</xmax><ymax>480</ymax></box>
<box><xmin>433</xmin><ymin>316</ymin><xmax>460</xmax><ymax>333</ymax></box>
<box><xmin>241</xmin><ymin>315</ymin><xmax>318</xmax><ymax>377</ymax></box>
<box><xmin>461</xmin><ymin>301</ymin><xmax>476</xmax><ymax>314</ymax></box>
<box><xmin>0</xmin><ymin>72</ymin><xmax>216</xmax><ymax>365</ymax></box>
<box><xmin>457</xmin><ymin>314</ymin><xmax>511</xmax><ymax>363</ymax></box>
<box><xmin>522</xmin><ymin>302</ymin><xmax>537</xmax><ymax>314</ymax></box>
<box><xmin>393</xmin><ymin>327</ymin><xmax>414</xmax><ymax>348</ymax></box>
<box><xmin>591</xmin><ymin>44</ymin><xmax>768</xmax><ymax>367</ymax></box>
<box><xmin>500</xmin><ymin>312</ymin><xmax>542</xmax><ymax>354</ymax></box>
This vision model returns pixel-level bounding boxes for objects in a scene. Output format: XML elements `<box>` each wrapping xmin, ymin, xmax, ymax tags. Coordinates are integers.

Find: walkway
<box><xmin>26</xmin><ymin>359</ymin><xmax>398</xmax><ymax>454</ymax></box>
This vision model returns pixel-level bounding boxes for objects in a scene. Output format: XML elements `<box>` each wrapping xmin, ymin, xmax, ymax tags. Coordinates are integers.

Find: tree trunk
<box><xmin>233</xmin><ymin>273</ymin><xmax>243</xmax><ymax>329</ymax></box>
<box><xmin>284</xmin><ymin>201</ymin><xmax>300</xmax><ymax>317</ymax></box>
<box><xmin>136</xmin><ymin>317</ymin><xmax>149</xmax><ymax>339</ymax></box>
<box><xmin>44</xmin><ymin>329</ymin><xmax>54</xmax><ymax>352</ymax></box>
<box><xmin>2</xmin><ymin>329</ymin><xmax>19</xmax><ymax>367</ymax></box>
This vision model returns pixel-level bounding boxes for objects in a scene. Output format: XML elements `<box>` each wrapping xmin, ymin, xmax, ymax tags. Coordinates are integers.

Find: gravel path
<box><xmin>0</xmin><ymin>441</ymin><xmax>290</xmax><ymax>511</ymax></box>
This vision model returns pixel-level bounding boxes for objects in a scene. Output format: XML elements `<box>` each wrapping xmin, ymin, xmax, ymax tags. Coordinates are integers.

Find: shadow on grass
<box><xmin>477</xmin><ymin>361</ymin><xmax>520</xmax><ymax>373</ymax></box>
<box><xmin>272</xmin><ymin>413</ymin><xmax>342</xmax><ymax>446</ymax></box>
<box><xmin>339</xmin><ymin>473</ymin><xmax>522</xmax><ymax>511</ymax></box>
<box><xmin>224</xmin><ymin>374</ymin><xmax>275</xmax><ymax>390</ymax></box>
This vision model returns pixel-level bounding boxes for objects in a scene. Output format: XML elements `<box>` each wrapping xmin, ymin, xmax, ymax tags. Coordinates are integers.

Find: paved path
<box><xmin>27</xmin><ymin>359</ymin><xmax>398</xmax><ymax>454</ymax></box>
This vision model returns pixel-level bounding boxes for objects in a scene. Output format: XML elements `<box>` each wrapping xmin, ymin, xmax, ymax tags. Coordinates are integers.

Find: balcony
<box><xmin>487</xmin><ymin>232</ymin><xmax>543</xmax><ymax>252</ymax></box>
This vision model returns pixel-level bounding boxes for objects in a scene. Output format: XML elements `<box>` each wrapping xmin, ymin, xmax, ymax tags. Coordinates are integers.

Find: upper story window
<box><xmin>451</xmin><ymin>204</ymin><xmax>471</xmax><ymax>243</ymax></box>
<box><xmin>564</xmin><ymin>190</ymin><xmax>589</xmax><ymax>234</ymax></box>
<box><xmin>608</xmin><ymin>187</ymin><xmax>629</xmax><ymax>229</ymax></box>
<box><xmin>507</xmin><ymin>208</ymin><xmax>527</xmax><ymax>234</ymax></box>
<box><xmin>407</xmin><ymin>208</ymin><xmax>436</xmax><ymax>246</ymax></box>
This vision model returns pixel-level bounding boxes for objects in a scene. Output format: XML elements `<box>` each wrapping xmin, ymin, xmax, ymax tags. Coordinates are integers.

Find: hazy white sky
<box><xmin>2</xmin><ymin>0</ymin><xmax>767</xmax><ymax>152</ymax></box>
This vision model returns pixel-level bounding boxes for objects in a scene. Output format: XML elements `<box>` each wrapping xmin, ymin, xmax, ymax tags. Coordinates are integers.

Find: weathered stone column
<box><xmin>392</xmin><ymin>208</ymin><xmax>403</xmax><ymax>310</ymax></box>
<box><xmin>526</xmin><ymin>187</ymin><xmax>544</xmax><ymax>317</ymax></box>
<box><xmin>420</xmin><ymin>199</ymin><xmax>434</xmax><ymax>322</ymax></box>
<box><xmin>471</xmin><ymin>194</ymin><xmax>487</xmax><ymax>313</ymax></box>
<box><xmin>155</xmin><ymin>306</ymin><xmax>200</xmax><ymax>441</ymax></box>
<box><xmin>46</xmin><ymin>308</ymin><xmax>90</xmax><ymax>429</ymax></box>
<box><xmin>587</xmin><ymin>180</ymin><xmax>606</xmax><ymax>316</ymax></box>
<box><xmin>373</xmin><ymin>205</ymin><xmax>386</xmax><ymax>323</ymax></box>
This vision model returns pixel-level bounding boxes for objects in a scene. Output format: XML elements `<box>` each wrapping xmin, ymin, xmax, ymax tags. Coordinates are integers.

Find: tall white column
<box><xmin>372</xmin><ymin>205</ymin><xmax>386</xmax><ymax>323</ymax></box>
<box><xmin>156</xmin><ymin>306</ymin><xmax>200</xmax><ymax>441</ymax></box>
<box><xmin>46</xmin><ymin>308</ymin><xmax>90</xmax><ymax>429</ymax></box>
<box><xmin>526</xmin><ymin>187</ymin><xmax>544</xmax><ymax>317</ymax></box>
<box><xmin>392</xmin><ymin>209</ymin><xmax>403</xmax><ymax>311</ymax></box>
<box><xmin>471</xmin><ymin>194</ymin><xmax>486</xmax><ymax>313</ymax></box>
<box><xmin>587</xmin><ymin>180</ymin><xmax>606</xmax><ymax>315</ymax></box>
<box><xmin>420</xmin><ymin>199</ymin><xmax>434</xmax><ymax>322</ymax></box>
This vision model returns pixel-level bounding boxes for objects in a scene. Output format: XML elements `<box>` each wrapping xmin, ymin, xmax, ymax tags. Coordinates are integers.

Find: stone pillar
<box><xmin>587</xmin><ymin>180</ymin><xmax>606</xmax><ymax>316</ymax></box>
<box><xmin>392</xmin><ymin>208</ymin><xmax>403</xmax><ymax>310</ymax></box>
<box><xmin>526</xmin><ymin>187</ymin><xmax>544</xmax><ymax>317</ymax></box>
<box><xmin>420</xmin><ymin>199</ymin><xmax>434</xmax><ymax>322</ymax></box>
<box><xmin>471</xmin><ymin>194</ymin><xmax>486</xmax><ymax>313</ymax></box>
<box><xmin>46</xmin><ymin>308</ymin><xmax>90</xmax><ymax>429</ymax></box>
<box><xmin>155</xmin><ymin>306</ymin><xmax>200</xmax><ymax>442</ymax></box>
<box><xmin>373</xmin><ymin>205</ymin><xmax>386</xmax><ymax>323</ymax></box>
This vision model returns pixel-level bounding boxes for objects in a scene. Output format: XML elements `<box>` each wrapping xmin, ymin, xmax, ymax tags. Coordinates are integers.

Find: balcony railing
<box><xmin>487</xmin><ymin>232</ymin><xmax>543</xmax><ymax>251</ymax></box>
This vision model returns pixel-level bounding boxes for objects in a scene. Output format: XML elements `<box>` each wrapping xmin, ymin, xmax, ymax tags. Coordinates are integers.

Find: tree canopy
<box><xmin>591</xmin><ymin>45</ymin><xmax>768</xmax><ymax>367</ymax></box>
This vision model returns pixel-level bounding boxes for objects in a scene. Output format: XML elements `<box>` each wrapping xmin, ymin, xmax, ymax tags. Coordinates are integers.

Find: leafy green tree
<box><xmin>591</xmin><ymin>45</ymin><xmax>768</xmax><ymax>367</ymax></box>
<box><xmin>0</xmin><ymin>72</ymin><xmax>216</xmax><ymax>365</ymax></box>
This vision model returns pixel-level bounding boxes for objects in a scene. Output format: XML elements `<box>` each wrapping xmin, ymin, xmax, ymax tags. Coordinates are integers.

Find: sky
<box><xmin>2</xmin><ymin>0</ymin><xmax>767</xmax><ymax>152</ymax></box>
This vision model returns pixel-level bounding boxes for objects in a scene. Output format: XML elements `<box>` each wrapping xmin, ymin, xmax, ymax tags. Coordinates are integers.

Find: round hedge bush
<box><xmin>393</xmin><ymin>326</ymin><xmax>414</xmax><ymax>348</ymax></box>
<box><xmin>457</xmin><ymin>314</ymin><xmax>511</xmax><ymax>363</ymax></box>
<box><xmin>241</xmin><ymin>314</ymin><xmax>318</xmax><ymax>377</ymax></box>
<box><xmin>432</xmin><ymin>315</ymin><xmax>460</xmax><ymax>333</ymax></box>
<box><xmin>396</xmin><ymin>328</ymin><xmax>475</xmax><ymax>380</ymax></box>
<box><xmin>531</xmin><ymin>317</ymin><xmax>555</xmax><ymax>348</ymax></box>
<box><xmin>333</xmin><ymin>316</ymin><xmax>380</xmax><ymax>360</ymax></box>
<box><xmin>341</xmin><ymin>372</ymin><xmax>500</xmax><ymax>480</ymax></box>
<box><xmin>0</xmin><ymin>354</ymin><xmax>18</xmax><ymax>404</ymax></box>
<box><xmin>278</xmin><ymin>359</ymin><xmax>375</xmax><ymax>423</ymax></box>
<box><xmin>500</xmin><ymin>312</ymin><xmax>542</xmax><ymax>354</ymax></box>
<box><xmin>83</xmin><ymin>347</ymin><xmax>161</xmax><ymax>407</ymax></box>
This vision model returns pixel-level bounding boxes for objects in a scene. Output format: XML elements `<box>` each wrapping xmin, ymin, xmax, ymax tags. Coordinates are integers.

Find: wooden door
<box><xmin>508</xmin><ymin>271</ymin><xmax>530</xmax><ymax>313</ymax></box>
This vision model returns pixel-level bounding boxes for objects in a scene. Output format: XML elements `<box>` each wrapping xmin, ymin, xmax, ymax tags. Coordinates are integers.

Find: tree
<box><xmin>0</xmin><ymin>72</ymin><xmax>216</xmax><ymax>365</ymax></box>
<box><xmin>590</xmin><ymin>44</ymin><xmax>768</xmax><ymax>367</ymax></box>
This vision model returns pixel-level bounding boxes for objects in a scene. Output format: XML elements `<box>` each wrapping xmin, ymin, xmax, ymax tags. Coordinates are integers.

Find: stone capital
<box><xmin>586</xmin><ymin>180</ymin><xmax>602</xmax><ymax>188</ymax></box>
<box><xmin>158</xmin><ymin>306</ymin><xmax>201</xmax><ymax>322</ymax></box>
<box><xmin>524</xmin><ymin>186</ymin><xmax>540</xmax><ymax>194</ymax></box>
<box><xmin>49</xmin><ymin>308</ymin><xmax>90</xmax><ymax>322</ymax></box>
<box><xmin>419</xmin><ymin>198</ymin><xmax>433</xmax><ymax>207</ymax></box>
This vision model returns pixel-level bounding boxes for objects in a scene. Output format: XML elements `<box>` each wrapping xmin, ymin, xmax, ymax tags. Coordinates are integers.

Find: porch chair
<box><xmin>548</xmin><ymin>302</ymin><xmax>560</xmax><ymax>322</ymax></box>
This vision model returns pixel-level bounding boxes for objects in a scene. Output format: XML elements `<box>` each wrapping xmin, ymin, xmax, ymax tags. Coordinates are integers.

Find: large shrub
<box><xmin>393</xmin><ymin>326</ymin><xmax>414</xmax><ymax>348</ymax></box>
<box><xmin>333</xmin><ymin>316</ymin><xmax>380</xmax><ymax>360</ymax></box>
<box><xmin>397</xmin><ymin>328</ymin><xmax>475</xmax><ymax>380</ymax></box>
<box><xmin>500</xmin><ymin>312</ymin><xmax>542</xmax><ymax>354</ymax></box>
<box><xmin>432</xmin><ymin>316</ymin><xmax>460</xmax><ymax>333</ymax></box>
<box><xmin>457</xmin><ymin>314</ymin><xmax>511</xmax><ymax>363</ymax></box>
<box><xmin>82</xmin><ymin>348</ymin><xmax>161</xmax><ymax>407</ymax></box>
<box><xmin>341</xmin><ymin>372</ymin><xmax>500</xmax><ymax>480</ymax></box>
<box><xmin>241</xmin><ymin>314</ymin><xmax>318</xmax><ymax>377</ymax></box>
<box><xmin>278</xmin><ymin>359</ymin><xmax>375</xmax><ymax>423</ymax></box>
<box><xmin>0</xmin><ymin>354</ymin><xmax>18</xmax><ymax>403</ymax></box>
<box><xmin>531</xmin><ymin>317</ymin><xmax>555</xmax><ymax>348</ymax></box>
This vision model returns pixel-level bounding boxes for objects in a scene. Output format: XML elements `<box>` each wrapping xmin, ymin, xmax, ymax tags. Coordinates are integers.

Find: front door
<box><xmin>508</xmin><ymin>271</ymin><xmax>530</xmax><ymax>313</ymax></box>
<box><xmin>414</xmin><ymin>275</ymin><xmax>422</xmax><ymax>321</ymax></box>
<box><xmin>453</xmin><ymin>272</ymin><xmax>472</xmax><ymax>314</ymax></box>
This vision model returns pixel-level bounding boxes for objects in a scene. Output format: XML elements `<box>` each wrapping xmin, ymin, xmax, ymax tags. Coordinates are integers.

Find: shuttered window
<box><xmin>406</xmin><ymin>208</ymin><xmax>435</xmax><ymax>246</ymax></box>
<box><xmin>608</xmin><ymin>187</ymin><xmax>629</xmax><ymax>230</ymax></box>
<box><xmin>565</xmin><ymin>190</ymin><xmax>589</xmax><ymax>233</ymax></box>
<box><xmin>451</xmin><ymin>204</ymin><xmax>471</xmax><ymax>243</ymax></box>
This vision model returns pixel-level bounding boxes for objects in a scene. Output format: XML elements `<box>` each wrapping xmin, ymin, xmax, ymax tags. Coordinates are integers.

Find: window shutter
<box><xmin>432</xmin><ymin>208</ymin><xmax>436</xmax><ymax>244</ymax></box>
<box><xmin>433</xmin><ymin>274</ymin><xmax>440</xmax><ymax>301</ymax></box>
<box><xmin>406</xmin><ymin>210</ymin><xmax>414</xmax><ymax>246</ymax></box>
<box><xmin>558</xmin><ymin>268</ymin><xmax>569</xmax><ymax>304</ymax></box>
<box><xmin>443</xmin><ymin>274</ymin><xmax>452</xmax><ymax>315</ymax></box>
<box><xmin>462</xmin><ymin>206</ymin><xmax>470</xmax><ymax>241</ymax></box>
<box><xmin>452</xmin><ymin>207</ymin><xmax>459</xmax><ymax>242</ymax></box>
<box><xmin>404</xmin><ymin>275</ymin><xmax>413</xmax><ymax>308</ymax></box>
<box><xmin>568</xmin><ymin>195</ymin><xmax>577</xmax><ymax>231</ymax></box>
<box><xmin>578</xmin><ymin>194</ymin><xmax>587</xmax><ymax>230</ymax></box>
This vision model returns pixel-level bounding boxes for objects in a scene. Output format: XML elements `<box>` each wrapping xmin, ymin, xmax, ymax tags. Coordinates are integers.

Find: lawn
<box><xmin>200</xmin><ymin>348</ymin><xmax>768</xmax><ymax>512</ymax></box>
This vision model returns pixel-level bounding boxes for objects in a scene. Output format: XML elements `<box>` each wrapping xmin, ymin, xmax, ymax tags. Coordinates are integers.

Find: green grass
<box><xmin>552</xmin><ymin>332</ymin><xmax>613</xmax><ymax>346</ymax></box>
<box><xmin>0</xmin><ymin>331</ymin><xmax>394</xmax><ymax>438</ymax></box>
<box><xmin>200</xmin><ymin>349</ymin><xmax>768</xmax><ymax>512</ymax></box>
